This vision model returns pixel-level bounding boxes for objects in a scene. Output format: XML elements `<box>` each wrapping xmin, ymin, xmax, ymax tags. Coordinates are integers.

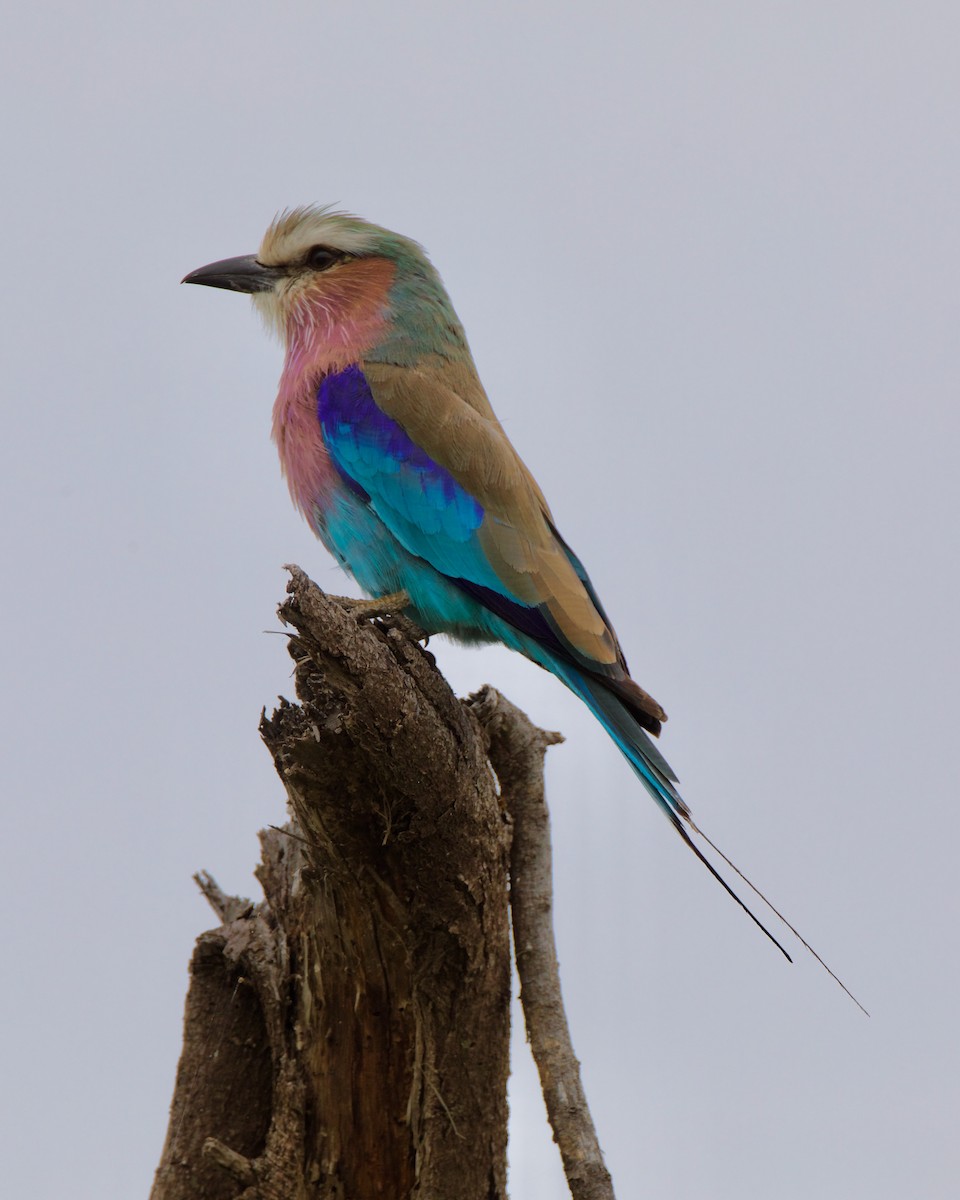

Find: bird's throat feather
<box><xmin>272</xmin><ymin>262</ymin><xmax>396</xmax><ymax>519</ymax></box>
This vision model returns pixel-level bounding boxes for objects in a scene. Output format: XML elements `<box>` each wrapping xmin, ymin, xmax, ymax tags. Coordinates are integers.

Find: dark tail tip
<box><xmin>685</xmin><ymin>817</ymin><xmax>870</xmax><ymax>1017</ymax></box>
<box><xmin>671</xmin><ymin>817</ymin><xmax>794</xmax><ymax>963</ymax></box>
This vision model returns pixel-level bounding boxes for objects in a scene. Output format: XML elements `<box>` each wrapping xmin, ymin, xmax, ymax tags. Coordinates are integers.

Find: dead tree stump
<box><xmin>151</xmin><ymin>569</ymin><xmax>511</xmax><ymax>1200</ymax></box>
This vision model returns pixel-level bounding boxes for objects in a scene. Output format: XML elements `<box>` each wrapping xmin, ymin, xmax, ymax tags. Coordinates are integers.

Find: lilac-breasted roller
<box><xmin>185</xmin><ymin>206</ymin><xmax>862</xmax><ymax>1003</ymax></box>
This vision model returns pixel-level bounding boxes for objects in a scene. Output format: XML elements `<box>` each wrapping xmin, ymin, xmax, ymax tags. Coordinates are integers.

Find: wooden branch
<box><xmin>151</xmin><ymin>569</ymin><xmax>511</xmax><ymax>1200</ymax></box>
<box><xmin>473</xmin><ymin>687</ymin><xmax>616</xmax><ymax>1200</ymax></box>
<box><xmin>193</xmin><ymin>871</ymin><xmax>253</xmax><ymax>924</ymax></box>
<box><xmin>203</xmin><ymin>1138</ymin><xmax>256</xmax><ymax>1187</ymax></box>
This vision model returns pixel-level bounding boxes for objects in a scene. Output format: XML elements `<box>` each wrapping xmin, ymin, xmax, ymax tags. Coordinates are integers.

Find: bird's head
<box><xmin>183</xmin><ymin>206</ymin><xmax>467</xmax><ymax>365</ymax></box>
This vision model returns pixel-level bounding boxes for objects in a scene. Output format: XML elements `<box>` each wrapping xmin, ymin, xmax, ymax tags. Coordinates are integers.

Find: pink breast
<box><xmin>271</xmin><ymin>260</ymin><xmax>395</xmax><ymax>524</ymax></box>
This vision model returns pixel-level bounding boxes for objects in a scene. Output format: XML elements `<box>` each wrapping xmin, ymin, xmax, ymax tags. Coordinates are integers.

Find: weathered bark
<box><xmin>151</xmin><ymin>569</ymin><xmax>511</xmax><ymax>1200</ymax></box>
<box><xmin>476</xmin><ymin>689</ymin><xmax>615</xmax><ymax>1200</ymax></box>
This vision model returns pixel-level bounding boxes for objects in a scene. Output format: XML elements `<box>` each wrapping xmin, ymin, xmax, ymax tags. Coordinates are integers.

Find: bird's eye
<box><xmin>305</xmin><ymin>245</ymin><xmax>344</xmax><ymax>271</ymax></box>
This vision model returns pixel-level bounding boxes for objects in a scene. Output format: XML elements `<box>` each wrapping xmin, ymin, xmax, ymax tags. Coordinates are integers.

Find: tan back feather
<box><xmin>363</xmin><ymin>359</ymin><xmax>619</xmax><ymax>666</ymax></box>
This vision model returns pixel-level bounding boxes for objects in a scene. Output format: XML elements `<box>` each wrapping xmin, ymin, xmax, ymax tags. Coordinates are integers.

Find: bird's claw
<box><xmin>379</xmin><ymin>612</ymin><xmax>430</xmax><ymax>644</ymax></box>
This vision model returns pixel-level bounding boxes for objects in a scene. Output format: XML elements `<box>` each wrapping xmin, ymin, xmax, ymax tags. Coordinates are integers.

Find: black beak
<box><xmin>182</xmin><ymin>254</ymin><xmax>283</xmax><ymax>294</ymax></box>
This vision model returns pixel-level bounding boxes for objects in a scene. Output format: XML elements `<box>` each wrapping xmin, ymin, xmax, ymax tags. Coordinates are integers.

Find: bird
<box><xmin>184</xmin><ymin>205</ymin><xmax>864</xmax><ymax>1009</ymax></box>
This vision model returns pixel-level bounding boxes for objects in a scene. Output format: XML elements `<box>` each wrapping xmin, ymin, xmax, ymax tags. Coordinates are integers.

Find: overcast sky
<box><xmin>3</xmin><ymin>3</ymin><xmax>959</xmax><ymax>1196</ymax></box>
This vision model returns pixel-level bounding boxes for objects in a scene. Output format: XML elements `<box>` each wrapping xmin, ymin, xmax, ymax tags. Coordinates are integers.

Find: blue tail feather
<box><xmin>556</xmin><ymin>662</ymin><xmax>688</xmax><ymax>821</ymax></box>
<box><xmin>553</xmin><ymin>660</ymin><xmax>797</xmax><ymax>963</ymax></box>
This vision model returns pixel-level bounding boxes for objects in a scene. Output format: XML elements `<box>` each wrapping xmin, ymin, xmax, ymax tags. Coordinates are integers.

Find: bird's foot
<box><xmin>330</xmin><ymin>589</ymin><xmax>410</xmax><ymax>620</ymax></box>
<box><xmin>332</xmin><ymin>591</ymin><xmax>429</xmax><ymax>643</ymax></box>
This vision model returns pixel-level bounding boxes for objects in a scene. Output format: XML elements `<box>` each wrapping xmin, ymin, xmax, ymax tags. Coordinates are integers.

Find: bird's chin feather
<box><xmin>251</xmin><ymin>273</ymin><xmax>315</xmax><ymax>343</ymax></box>
<box><xmin>251</xmin><ymin>289</ymin><xmax>286</xmax><ymax>341</ymax></box>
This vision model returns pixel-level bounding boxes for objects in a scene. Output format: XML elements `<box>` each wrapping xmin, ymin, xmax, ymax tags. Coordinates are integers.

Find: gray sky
<box><xmin>3</xmin><ymin>2</ymin><xmax>958</xmax><ymax>1196</ymax></box>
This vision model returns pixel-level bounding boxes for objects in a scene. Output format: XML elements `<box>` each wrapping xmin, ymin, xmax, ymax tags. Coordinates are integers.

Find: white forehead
<box><xmin>258</xmin><ymin>206</ymin><xmax>380</xmax><ymax>265</ymax></box>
